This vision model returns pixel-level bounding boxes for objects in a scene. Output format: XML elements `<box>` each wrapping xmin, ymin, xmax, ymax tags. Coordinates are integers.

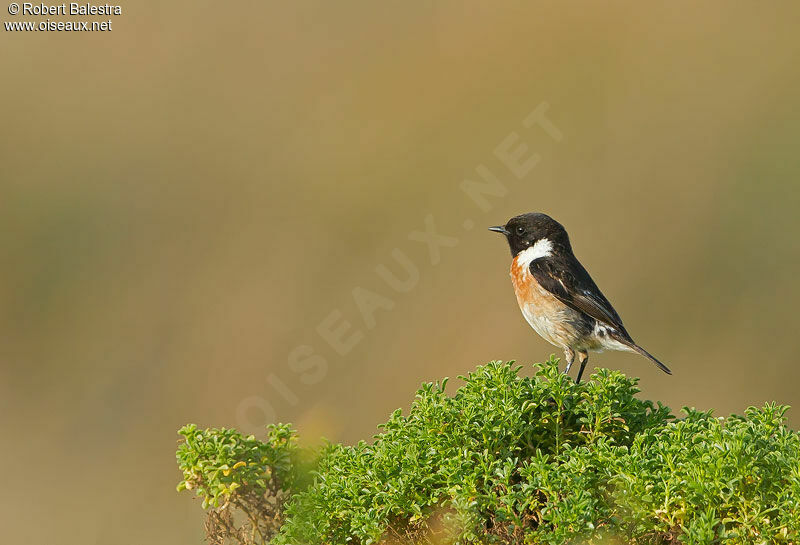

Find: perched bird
<box><xmin>489</xmin><ymin>212</ymin><xmax>671</xmax><ymax>382</ymax></box>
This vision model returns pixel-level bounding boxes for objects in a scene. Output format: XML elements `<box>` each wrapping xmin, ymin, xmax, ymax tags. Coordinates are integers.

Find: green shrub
<box><xmin>177</xmin><ymin>358</ymin><xmax>800</xmax><ymax>544</ymax></box>
<box><xmin>176</xmin><ymin>423</ymin><xmax>310</xmax><ymax>544</ymax></box>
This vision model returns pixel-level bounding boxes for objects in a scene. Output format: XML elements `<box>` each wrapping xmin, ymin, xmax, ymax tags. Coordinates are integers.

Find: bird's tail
<box><xmin>629</xmin><ymin>343</ymin><xmax>672</xmax><ymax>375</ymax></box>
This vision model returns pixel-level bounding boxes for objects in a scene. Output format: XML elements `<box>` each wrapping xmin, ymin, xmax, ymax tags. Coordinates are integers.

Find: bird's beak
<box><xmin>488</xmin><ymin>226</ymin><xmax>510</xmax><ymax>236</ymax></box>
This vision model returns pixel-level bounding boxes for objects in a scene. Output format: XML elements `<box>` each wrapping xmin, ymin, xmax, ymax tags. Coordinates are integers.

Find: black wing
<box><xmin>528</xmin><ymin>255</ymin><xmax>632</xmax><ymax>340</ymax></box>
<box><xmin>529</xmin><ymin>255</ymin><xmax>673</xmax><ymax>376</ymax></box>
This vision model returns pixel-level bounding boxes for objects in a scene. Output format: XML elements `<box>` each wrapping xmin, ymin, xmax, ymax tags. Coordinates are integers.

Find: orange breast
<box><xmin>510</xmin><ymin>256</ymin><xmax>557</xmax><ymax>309</ymax></box>
<box><xmin>509</xmin><ymin>255</ymin><xmax>578</xmax><ymax>349</ymax></box>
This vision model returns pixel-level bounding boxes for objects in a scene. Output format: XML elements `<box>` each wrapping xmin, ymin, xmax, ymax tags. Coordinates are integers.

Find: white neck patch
<box><xmin>516</xmin><ymin>238</ymin><xmax>553</xmax><ymax>268</ymax></box>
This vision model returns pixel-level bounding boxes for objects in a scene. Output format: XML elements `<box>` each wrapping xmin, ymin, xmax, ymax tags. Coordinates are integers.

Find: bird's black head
<box><xmin>489</xmin><ymin>212</ymin><xmax>572</xmax><ymax>257</ymax></box>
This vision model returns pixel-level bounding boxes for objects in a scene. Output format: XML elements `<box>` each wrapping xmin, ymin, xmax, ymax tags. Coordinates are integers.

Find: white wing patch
<box><xmin>593</xmin><ymin>322</ymin><xmax>612</xmax><ymax>337</ymax></box>
<box><xmin>516</xmin><ymin>238</ymin><xmax>553</xmax><ymax>269</ymax></box>
<box><xmin>591</xmin><ymin>322</ymin><xmax>635</xmax><ymax>353</ymax></box>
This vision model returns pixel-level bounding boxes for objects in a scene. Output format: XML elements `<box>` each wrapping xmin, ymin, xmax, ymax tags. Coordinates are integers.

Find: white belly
<box><xmin>520</xmin><ymin>302</ymin><xmax>578</xmax><ymax>349</ymax></box>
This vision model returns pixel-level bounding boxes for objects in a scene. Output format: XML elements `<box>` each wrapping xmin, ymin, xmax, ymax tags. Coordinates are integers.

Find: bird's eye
<box><xmin>516</xmin><ymin>226</ymin><xmax>526</xmax><ymax>235</ymax></box>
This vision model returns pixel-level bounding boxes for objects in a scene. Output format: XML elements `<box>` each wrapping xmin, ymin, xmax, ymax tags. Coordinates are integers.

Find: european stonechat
<box><xmin>490</xmin><ymin>212</ymin><xmax>672</xmax><ymax>382</ymax></box>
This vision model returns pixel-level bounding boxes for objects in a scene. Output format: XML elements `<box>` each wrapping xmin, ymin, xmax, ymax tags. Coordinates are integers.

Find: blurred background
<box><xmin>2</xmin><ymin>1</ymin><xmax>800</xmax><ymax>543</ymax></box>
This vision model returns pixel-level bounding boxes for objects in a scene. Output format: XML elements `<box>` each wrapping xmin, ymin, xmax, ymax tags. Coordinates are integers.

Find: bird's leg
<box><xmin>563</xmin><ymin>347</ymin><xmax>575</xmax><ymax>375</ymax></box>
<box><xmin>576</xmin><ymin>351</ymin><xmax>589</xmax><ymax>383</ymax></box>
